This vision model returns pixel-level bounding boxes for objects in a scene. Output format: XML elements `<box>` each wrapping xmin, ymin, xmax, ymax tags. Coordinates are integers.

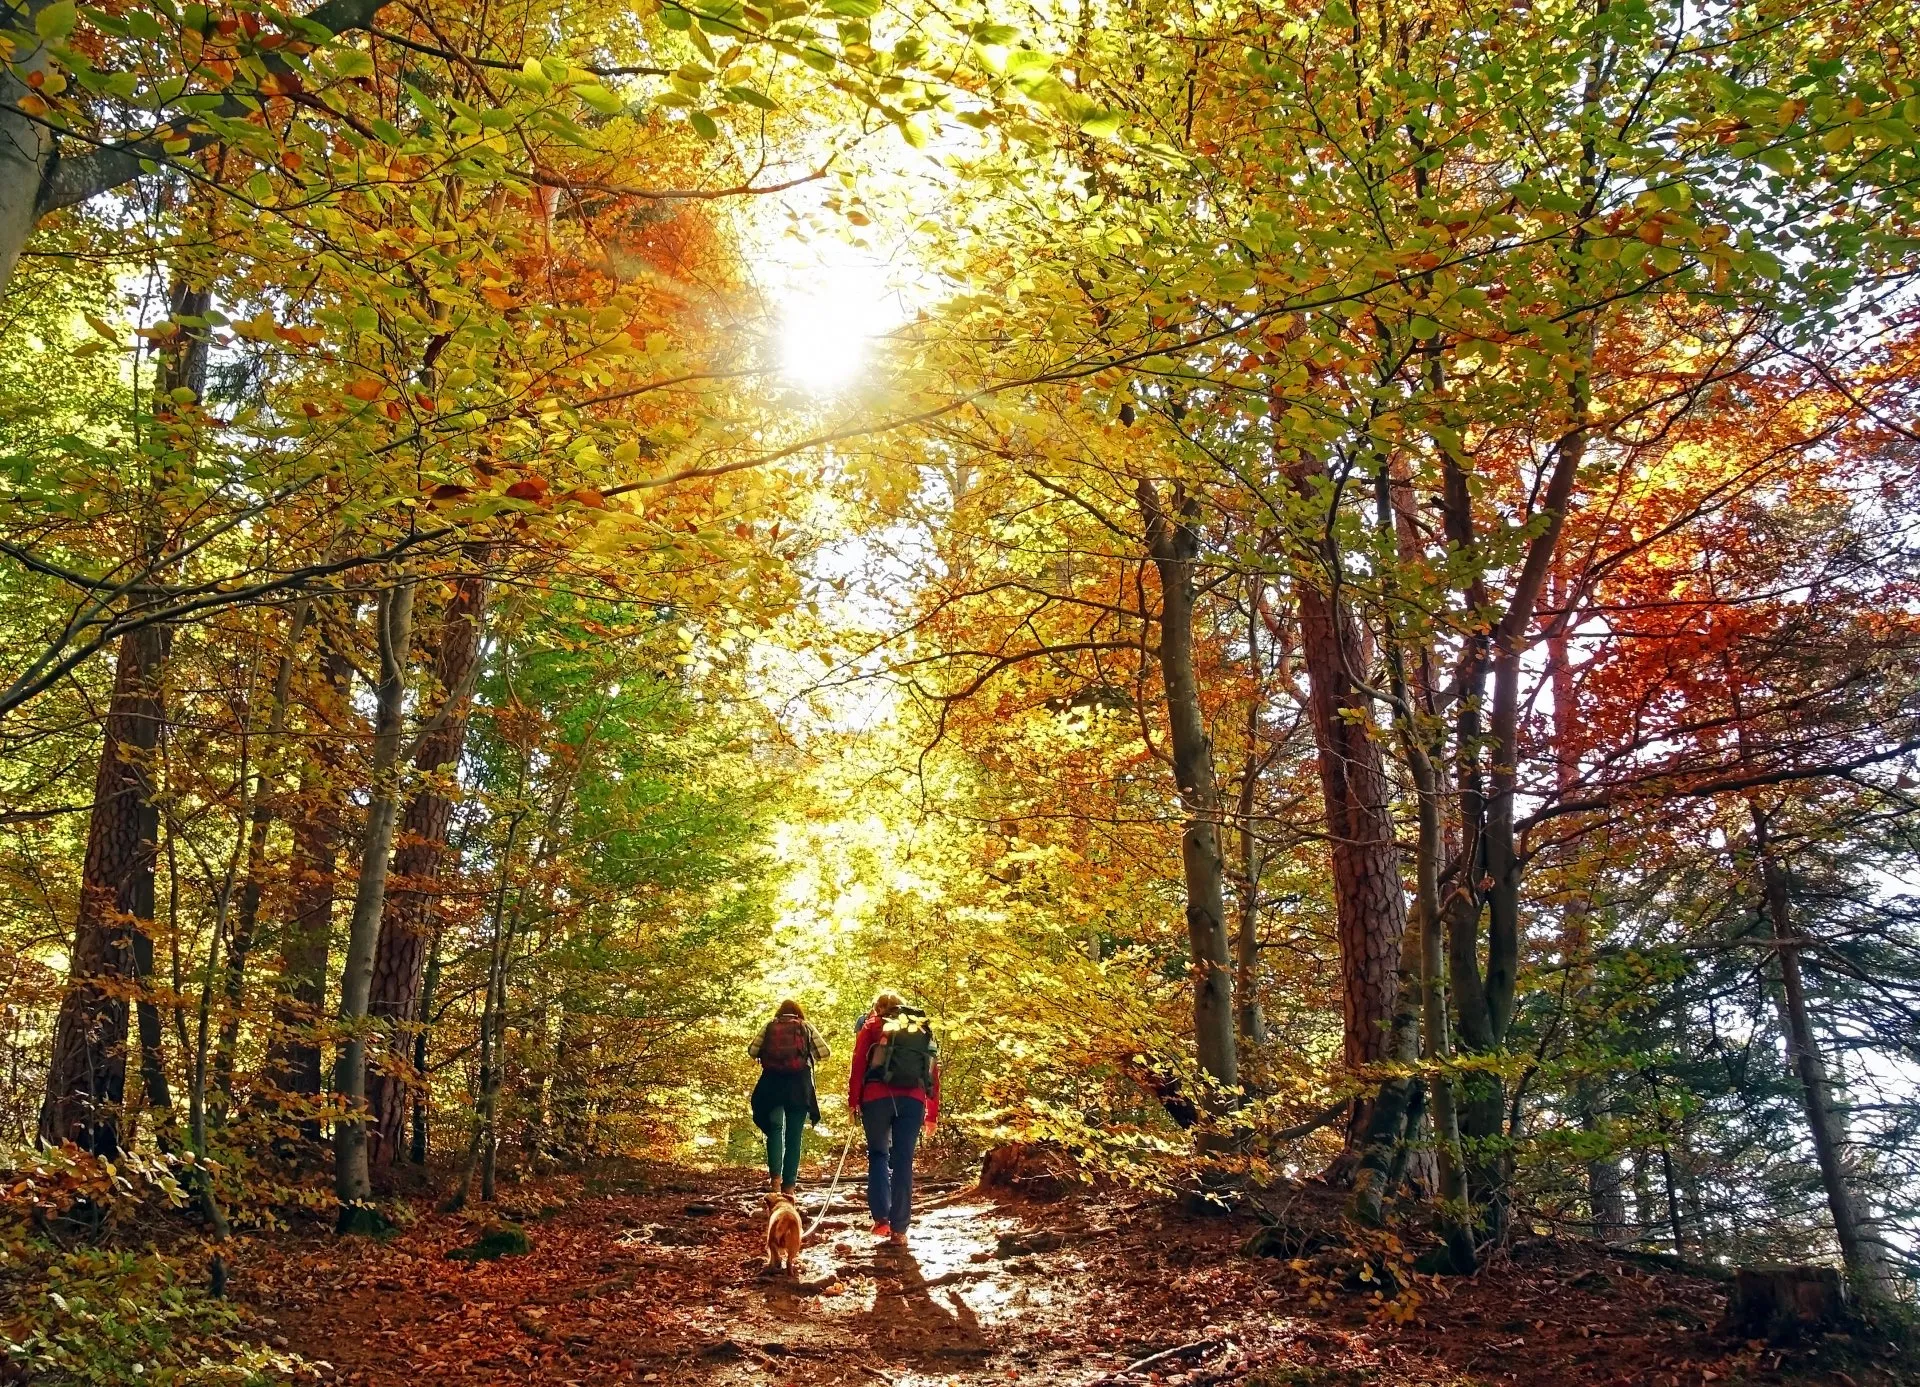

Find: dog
<box><xmin>763</xmin><ymin>1192</ymin><xmax>803</xmax><ymax>1277</ymax></box>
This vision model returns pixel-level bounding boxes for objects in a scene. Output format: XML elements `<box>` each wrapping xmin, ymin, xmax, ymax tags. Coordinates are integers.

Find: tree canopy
<box><xmin>2</xmin><ymin>0</ymin><xmax>1919</xmax><ymax>1371</ymax></box>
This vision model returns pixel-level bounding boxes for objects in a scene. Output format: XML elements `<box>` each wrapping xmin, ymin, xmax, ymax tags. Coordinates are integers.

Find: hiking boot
<box><xmin>871</xmin><ymin>1222</ymin><xmax>892</xmax><ymax>1239</ymax></box>
<box><xmin>888</xmin><ymin>1231</ymin><xmax>908</xmax><ymax>1247</ymax></box>
<box><xmin>782</xmin><ymin>1184</ymin><xmax>797</xmax><ymax>1198</ymax></box>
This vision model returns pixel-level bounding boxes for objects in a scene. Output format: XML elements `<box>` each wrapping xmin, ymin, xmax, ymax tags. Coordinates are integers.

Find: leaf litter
<box><xmin>234</xmin><ymin>1169</ymin><xmax>1915</xmax><ymax>1386</ymax></box>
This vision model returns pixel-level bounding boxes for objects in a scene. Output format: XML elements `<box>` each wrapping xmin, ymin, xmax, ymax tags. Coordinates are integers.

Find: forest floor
<box><xmin>237</xmin><ymin>1162</ymin><xmax>1914</xmax><ymax>1387</ymax></box>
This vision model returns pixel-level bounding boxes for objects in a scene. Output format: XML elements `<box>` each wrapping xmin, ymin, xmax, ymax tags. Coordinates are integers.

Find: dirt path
<box><xmin>238</xmin><ymin>1167</ymin><xmax>1908</xmax><ymax>1387</ymax></box>
<box><xmin>243</xmin><ymin>1165</ymin><xmax>1288</xmax><ymax>1385</ymax></box>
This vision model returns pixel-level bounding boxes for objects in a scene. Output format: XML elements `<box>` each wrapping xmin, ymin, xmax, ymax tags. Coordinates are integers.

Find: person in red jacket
<box><xmin>847</xmin><ymin>991</ymin><xmax>940</xmax><ymax>1247</ymax></box>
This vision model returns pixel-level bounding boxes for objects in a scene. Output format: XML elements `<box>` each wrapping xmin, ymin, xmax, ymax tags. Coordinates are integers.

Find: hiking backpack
<box><xmin>864</xmin><ymin>1007</ymin><xmax>937</xmax><ymax>1089</ymax></box>
<box><xmin>761</xmin><ymin>1018</ymin><xmax>811</xmax><ymax>1073</ymax></box>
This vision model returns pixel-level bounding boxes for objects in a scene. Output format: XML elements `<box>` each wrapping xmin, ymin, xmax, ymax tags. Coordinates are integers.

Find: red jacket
<box><xmin>848</xmin><ymin>1013</ymin><xmax>940</xmax><ymax>1127</ymax></box>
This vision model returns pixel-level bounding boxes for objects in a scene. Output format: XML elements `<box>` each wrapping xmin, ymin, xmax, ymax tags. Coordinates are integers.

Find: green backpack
<box><xmin>866</xmin><ymin>1007</ymin><xmax>937</xmax><ymax>1090</ymax></box>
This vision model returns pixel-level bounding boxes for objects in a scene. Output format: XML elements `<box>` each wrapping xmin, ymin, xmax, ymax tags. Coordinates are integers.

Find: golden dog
<box><xmin>764</xmin><ymin>1192</ymin><xmax>802</xmax><ymax>1276</ymax></box>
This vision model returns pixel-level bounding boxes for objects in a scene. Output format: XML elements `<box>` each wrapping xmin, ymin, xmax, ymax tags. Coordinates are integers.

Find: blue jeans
<box><xmin>861</xmin><ymin>1097</ymin><xmax>925</xmax><ymax>1232</ymax></box>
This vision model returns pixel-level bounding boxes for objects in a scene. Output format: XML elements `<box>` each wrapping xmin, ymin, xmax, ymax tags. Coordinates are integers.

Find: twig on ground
<box><xmin>1102</xmin><ymin>1338</ymin><xmax>1221</xmax><ymax>1380</ymax></box>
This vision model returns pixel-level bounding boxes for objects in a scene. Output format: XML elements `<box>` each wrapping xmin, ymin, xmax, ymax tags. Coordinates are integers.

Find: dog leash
<box><xmin>804</xmin><ymin>1130</ymin><xmax>854</xmax><ymax>1239</ymax></box>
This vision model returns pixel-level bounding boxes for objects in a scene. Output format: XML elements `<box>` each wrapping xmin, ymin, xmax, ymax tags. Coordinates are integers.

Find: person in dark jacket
<box><xmin>847</xmin><ymin>991</ymin><xmax>940</xmax><ymax>1247</ymax></box>
<box><xmin>749</xmin><ymin>1000</ymin><xmax>830</xmax><ymax>1195</ymax></box>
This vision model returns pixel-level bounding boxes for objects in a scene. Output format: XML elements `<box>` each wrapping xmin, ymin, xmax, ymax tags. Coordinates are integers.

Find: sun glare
<box><xmin>770</xmin><ymin>240</ymin><xmax>899</xmax><ymax>396</ymax></box>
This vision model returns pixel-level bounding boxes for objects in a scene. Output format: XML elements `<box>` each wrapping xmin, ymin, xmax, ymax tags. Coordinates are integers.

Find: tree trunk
<box><xmin>1752</xmin><ymin>808</ymin><xmax>1890</xmax><ymax>1290</ymax></box>
<box><xmin>367</xmin><ymin>572</ymin><xmax>487</xmax><ymax>1187</ymax></box>
<box><xmin>0</xmin><ymin>0</ymin><xmax>58</xmax><ymax>295</ymax></box>
<box><xmin>1546</xmin><ymin>605</ymin><xmax>1629</xmax><ymax>1242</ymax></box>
<box><xmin>262</xmin><ymin>602</ymin><xmax>358</xmax><ymax>1145</ymax></box>
<box><xmin>334</xmin><ymin>581</ymin><xmax>415</xmax><ymax>1224</ymax></box>
<box><xmin>39</xmin><ymin>280</ymin><xmax>209</xmax><ymax>1154</ymax></box>
<box><xmin>212</xmin><ymin>602</ymin><xmax>311</xmax><ymax>1115</ymax></box>
<box><xmin>40</xmin><ymin>624</ymin><xmax>170</xmax><ymax>1153</ymax></box>
<box><xmin>1401</xmin><ymin>716</ymin><xmax>1476</xmax><ymax>1265</ymax></box>
<box><xmin>1276</xmin><ymin>442</ymin><xmax>1404</xmax><ymax>1086</ymax></box>
<box><xmin>409</xmin><ymin>925</ymin><xmax>443</xmax><ymax>1165</ymax></box>
<box><xmin>1233</xmin><ymin>586</ymin><xmax>1268</xmax><ymax>1048</ymax></box>
<box><xmin>1137</xmin><ymin>480</ymin><xmax>1237</xmax><ymax>1095</ymax></box>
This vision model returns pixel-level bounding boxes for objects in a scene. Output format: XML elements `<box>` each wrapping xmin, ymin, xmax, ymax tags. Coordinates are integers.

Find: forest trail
<box><xmin>234</xmin><ymin>1166</ymin><xmax>1903</xmax><ymax>1387</ymax></box>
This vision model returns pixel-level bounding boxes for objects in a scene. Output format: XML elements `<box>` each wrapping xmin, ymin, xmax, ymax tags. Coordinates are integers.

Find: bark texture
<box><xmin>0</xmin><ymin>0</ymin><xmax>58</xmax><ymax>294</ymax></box>
<box><xmin>366</xmin><ymin>572</ymin><xmax>486</xmax><ymax>1185</ymax></box>
<box><xmin>1137</xmin><ymin>480</ymin><xmax>1237</xmax><ymax>1092</ymax></box>
<box><xmin>39</xmin><ymin>625</ymin><xmax>169</xmax><ymax>1152</ymax></box>
<box><xmin>38</xmin><ymin>280</ymin><xmax>209</xmax><ymax>1153</ymax></box>
<box><xmin>334</xmin><ymin>582</ymin><xmax>415</xmax><ymax>1219</ymax></box>
<box><xmin>1754</xmin><ymin>808</ymin><xmax>1890</xmax><ymax>1289</ymax></box>
<box><xmin>262</xmin><ymin>601</ymin><xmax>358</xmax><ymax>1144</ymax></box>
<box><xmin>1279</xmin><ymin>444</ymin><xmax>1405</xmax><ymax>1077</ymax></box>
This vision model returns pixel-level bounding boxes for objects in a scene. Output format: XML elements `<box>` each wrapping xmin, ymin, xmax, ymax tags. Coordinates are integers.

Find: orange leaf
<box><xmin>345</xmin><ymin>378</ymin><xmax>383</xmax><ymax>401</ymax></box>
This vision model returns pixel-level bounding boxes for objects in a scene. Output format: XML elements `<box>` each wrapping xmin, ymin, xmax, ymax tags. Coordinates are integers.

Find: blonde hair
<box><xmin>870</xmin><ymin>990</ymin><xmax>904</xmax><ymax>1017</ymax></box>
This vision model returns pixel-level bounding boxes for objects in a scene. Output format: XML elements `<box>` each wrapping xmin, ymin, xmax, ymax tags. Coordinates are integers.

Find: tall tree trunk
<box><xmin>39</xmin><ymin>281</ymin><xmax>209</xmax><ymax>1154</ymax></box>
<box><xmin>0</xmin><ymin>0</ymin><xmax>58</xmax><ymax>295</ymax></box>
<box><xmin>1137</xmin><ymin>480</ymin><xmax>1237</xmax><ymax>1095</ymax></box>
<box><xmin>212</xmin><ymin>602</ymin><xmax>311</xmax><ymax>1114</ymax></box>
<box><xmin>261</xmin><ymin>602</ymin><xmax>357</xmax><ymax>1145</ymax></box>
<box><xmin>334</xmin><ymin>581</ymin><xmax>415</xmax><ymax>1225</ymax></box>
<box><xmin>40</xmin><ymin>625</ymin><xmax>170</xmax><ymax>1153</ymax></box>
<box><xmin>1233</xmin><ymin>585</ymin><xmax>1269</xmax><ymax>1048</ymax></box>
<box><xmin>409</xmin><ymin>925</ymin><xmax>443</xmax><ymax>1165</ymax></box>
<box><xmin>1546</xmin><ymin>602</ymin><xmax>1628</xmax><ymax>1242</ymax></box>
<box><xmin>1751</xmin><ymin>807</ymin><xmax>1890</xmax><ymax>1290</ymax></box>
<box><xmin>366</xmin><ymin>571</ymin><xmax>486</xmax><ymax>1187</ymax></box>
<box><xmin>1275</xmin><ymin>435</ymin><xmax>1405</xmax><ymax>1100</ymax></box>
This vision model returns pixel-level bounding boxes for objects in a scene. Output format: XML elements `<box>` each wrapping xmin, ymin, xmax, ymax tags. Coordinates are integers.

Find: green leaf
<box><xmin>578</xmin><ymin>83</ymin><xmax>626</xmax><ymax>115</ymax></box>
<box><xmin>1004</xmin><ymin>49</ymin><xmax>1051</xmax><ymax>81</ymax></box>
<box><xmin>659</xmin><ymin>3</ymin><xmax>691</xmax><ymax>27</ymax></box>
<box><xmin>689</xmin><ymin>108</ymin><xmax>719</xmax><ymax>138</ymax></box>
<box><xmin>728</xmin><ymin>84</ymin><xmax>778</xmax><ymax>110</ymax></box>
<box><xmin>1078</xmin><ymin>109</ymin><xmax>1122</xmax><ymax>139</ymax></box>
<box><xmin>332</xmin><ymin>47</ymin><xmax>375</xmax><ymax>80</ymax></box>
<box><xmin>36</xmin><ymin>1</ymin><xmax>78</xmax><ymax>40</ymax></box>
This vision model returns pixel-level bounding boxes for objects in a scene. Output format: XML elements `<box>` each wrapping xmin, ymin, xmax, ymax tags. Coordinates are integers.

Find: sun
<box><xmin>768</xmin><ymin>237</ymin><xmax>900</xmax><ymax>396</ymax></box>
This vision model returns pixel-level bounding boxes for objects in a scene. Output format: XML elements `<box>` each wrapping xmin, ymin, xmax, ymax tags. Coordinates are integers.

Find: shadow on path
<box><xmin>859</xmin><ymin>1241</ymin><xmax>994</xmax><ymax>1368</ymax></box>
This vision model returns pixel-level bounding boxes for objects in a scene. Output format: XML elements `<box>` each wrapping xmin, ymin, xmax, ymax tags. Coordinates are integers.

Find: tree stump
<box><xmin>1723</xmin><ymin>1265</ymin><xmax>1849</xmax><ymax>1342</ymax></box>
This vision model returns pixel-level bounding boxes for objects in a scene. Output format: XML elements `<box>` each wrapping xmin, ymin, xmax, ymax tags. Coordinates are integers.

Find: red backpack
<box><xmin>761</xmin><ymin>1018</ymin><xmax>810</xmax><ymax>1073</ymax></box>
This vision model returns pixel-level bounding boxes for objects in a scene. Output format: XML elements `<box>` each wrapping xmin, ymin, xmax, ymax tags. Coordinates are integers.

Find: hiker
<box><xmin>848</xmin><ymin>990</ymin><xmax>940</xmax><ymax>1247</ymax></box>
<box><xmin>749</xmin><ymin>1000</ymin><xmax>829</xmax><ymax>1195</ymax></box>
